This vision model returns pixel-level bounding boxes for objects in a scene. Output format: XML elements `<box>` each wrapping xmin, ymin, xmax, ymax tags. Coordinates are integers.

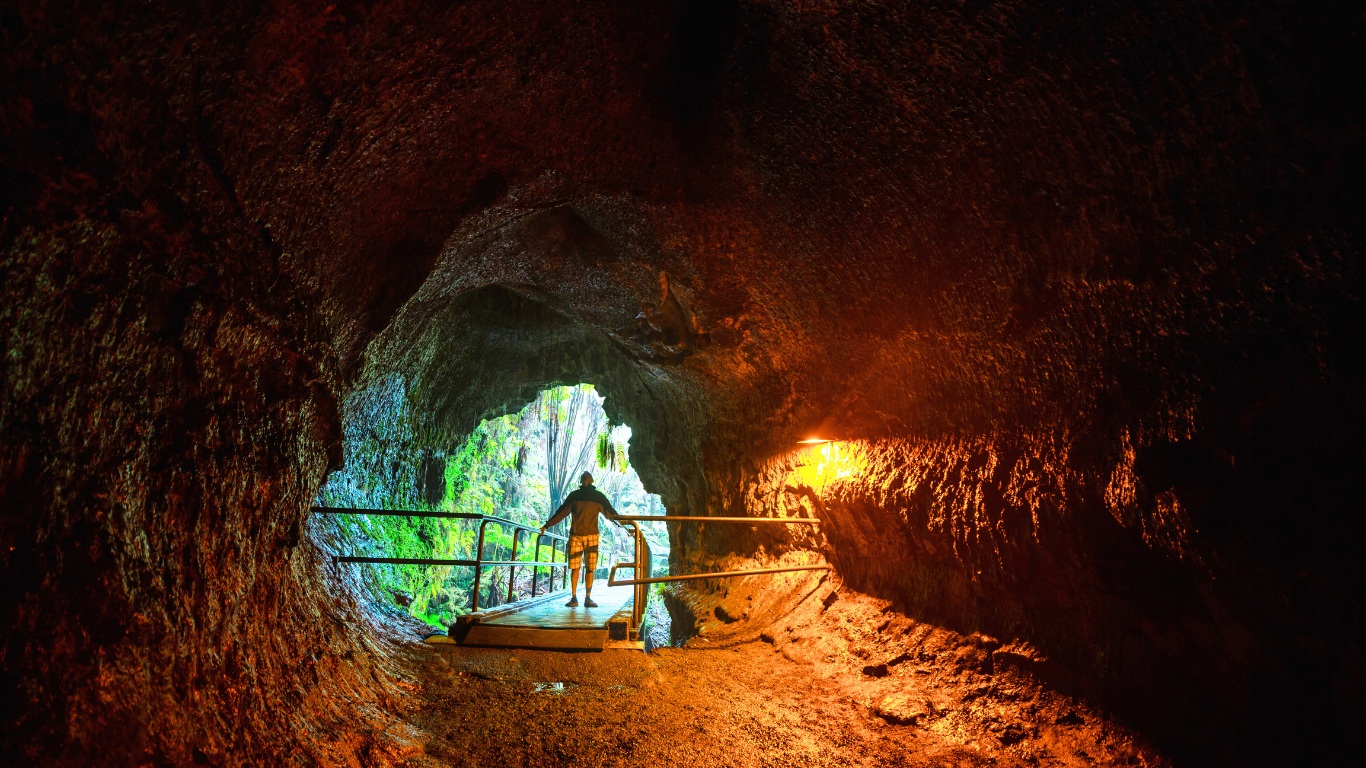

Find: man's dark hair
<box><xmin>580</xmin><ymin>471</ymin><xmax>594</xmax><ymax>485</ymax></box>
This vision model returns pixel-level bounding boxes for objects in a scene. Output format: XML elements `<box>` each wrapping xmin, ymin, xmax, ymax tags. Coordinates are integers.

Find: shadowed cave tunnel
<box><xmin>2</xmin><ymin>1</ymin><xmax>1364</xmax><ymax>765</ymax></box>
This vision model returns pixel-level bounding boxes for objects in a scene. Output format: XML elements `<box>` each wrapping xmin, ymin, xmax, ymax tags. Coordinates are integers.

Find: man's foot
<box><xmin>584</xmin><ymin>597</ymin><xmax>598</xmax><ymax>608</ymax></box>
<box><xmin>565</xmin><ymin>596</ymin><xmax>579</xmax><ymax>607</ymax></box>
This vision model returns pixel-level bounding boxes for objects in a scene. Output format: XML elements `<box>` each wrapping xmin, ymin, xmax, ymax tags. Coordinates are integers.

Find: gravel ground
<box><xmin>369</xmin><ymin>576</ymin><xmax>1166</xmax><ymax>768</ymax></box>
<box><xmin>396</xmin><ymin>642</ymin><xmax>1005</xmax><ymax>768</ymax></box>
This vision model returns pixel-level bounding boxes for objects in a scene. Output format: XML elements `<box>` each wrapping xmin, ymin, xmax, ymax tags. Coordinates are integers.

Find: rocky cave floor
<box><xmin>380</xmin><ymin>586</ymin><xmax>1168</xmax><ymax>767</ymax></box>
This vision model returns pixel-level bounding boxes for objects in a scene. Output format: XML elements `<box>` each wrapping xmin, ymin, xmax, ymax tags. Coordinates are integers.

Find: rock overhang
<box><xmin>350</xmin><ymin>195</ymin><xmax>720</xmax><ymax>513</ymax></box>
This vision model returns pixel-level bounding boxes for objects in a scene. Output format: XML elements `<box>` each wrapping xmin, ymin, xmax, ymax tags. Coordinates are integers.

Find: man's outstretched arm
<box><xmin>541</xmin><ymin>501</ymin><xmax>572</xmax><ymax>533</ymax></box>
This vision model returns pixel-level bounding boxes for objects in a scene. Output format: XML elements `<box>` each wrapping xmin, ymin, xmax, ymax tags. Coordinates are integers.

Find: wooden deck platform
<box><xmin>441</xmin><ymin>583</ymin><xmax>639</xmax><ymax>651</ymax></box>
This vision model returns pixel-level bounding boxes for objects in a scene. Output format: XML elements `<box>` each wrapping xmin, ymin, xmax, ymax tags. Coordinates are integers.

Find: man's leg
<box><xmin>566</xmin><ymin>535</ymin><xmax>583</xmax><ymax>606</ymax></box>
<box><xmin>583</xmin><ymin>539</ymin><xmax>599</xmax><ymax>607</ymax></box>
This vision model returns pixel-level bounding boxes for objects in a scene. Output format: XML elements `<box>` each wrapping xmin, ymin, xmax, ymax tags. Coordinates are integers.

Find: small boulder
<box><xmin>993</xmin><ymin>641</ymin><xmax>1049</xmax><ymax>669</ymax></box>
<box><xmin>874</xmin><ymin>693</ymin><xmax>932</xmax><ymax>725</ymax></box>
<box><xmin>952</xmin><ymin>644</ymin><xmax>990</xmax><ymax>672</ymax></box>
<box><xmin>998</xmin><ymin>723</ymin><xmax>1029</xmax><ymax>745</ymax></box>
<box><xmin>958</xmin><ymin>683</ymin><xmax>990</xmax><ymax>703</ymax></box>
<box><xmin>965</xmin><ymin>632</ymin><xmax>1001</xmax><ymax>651</ymax></box>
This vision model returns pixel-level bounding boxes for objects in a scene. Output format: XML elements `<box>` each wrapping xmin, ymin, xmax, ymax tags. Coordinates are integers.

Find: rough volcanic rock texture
<box><xmin>671</xmin><ymin>570</ymin><xmax>1170</xmax><ymax>765</ymax></box>
<box><xmin>2</xmin><ymin>1</ymin><xmax>1363</xmax><ymax>766</ymax></box>
<box><xmin>0</xmin><ymin>119</ymin><xmax>416</xmax><ymax>763</ymax></box>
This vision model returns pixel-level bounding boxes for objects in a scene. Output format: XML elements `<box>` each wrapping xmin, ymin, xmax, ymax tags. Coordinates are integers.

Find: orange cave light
<box><xmin>790</xmin><ymin>438</ymin><xmax>864</xmax><ymax>495</ymax></box>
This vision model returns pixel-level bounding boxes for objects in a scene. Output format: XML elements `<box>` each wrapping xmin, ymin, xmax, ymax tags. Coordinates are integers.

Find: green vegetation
<box><xmin>317</xmin><ymin>377</ymin><xmax>668</xmax><ymax>628</ymax></box>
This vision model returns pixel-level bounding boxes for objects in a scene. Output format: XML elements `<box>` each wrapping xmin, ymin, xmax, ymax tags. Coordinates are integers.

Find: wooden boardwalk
<box><xmin>445</xmin><ymin>583</ymin><xmax>639</xmax><ymax>650</ymax></box>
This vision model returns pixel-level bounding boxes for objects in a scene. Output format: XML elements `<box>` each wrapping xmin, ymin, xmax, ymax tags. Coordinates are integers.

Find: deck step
<box><xmin>607</xmin><ymin>603</ymin><xmax>633</xmax><ymax>641</ymax></box>
<box><xmin>434</xmin><ymin>583</ymin><xmax>640</xmax><ymax>651</ymax></box>
<box><xmin>461</xmin><ymin>624</ymin><xmax>608</xmax><ymax>650</ymax></box>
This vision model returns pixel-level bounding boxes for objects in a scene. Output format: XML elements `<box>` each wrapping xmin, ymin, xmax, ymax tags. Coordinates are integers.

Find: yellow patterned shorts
<box><xmin>566</xmin><ymin>534</ymin><xmax>599</xmax><ymax>571</ymax></box>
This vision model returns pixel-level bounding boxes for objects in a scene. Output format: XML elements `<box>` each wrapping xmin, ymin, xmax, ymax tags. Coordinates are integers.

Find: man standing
<box><xmin>540</xmin><ymin>472</ymin><xmax>622</xmax><ymax>608</ymax></box>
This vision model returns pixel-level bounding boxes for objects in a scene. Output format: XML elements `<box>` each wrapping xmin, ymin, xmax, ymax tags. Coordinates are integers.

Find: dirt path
<box><xmin>375</xmin><ymin>576</ymin><xmax>1167</xmax><ymax>767</ymax></box>
<box><xmin>397</xmin><ymin>642</ymin><xmax>1003</xmax><ymax>768</ymax></box>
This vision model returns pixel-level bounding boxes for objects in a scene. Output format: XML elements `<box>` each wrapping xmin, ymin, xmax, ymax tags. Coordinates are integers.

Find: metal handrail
<box><xmin>608</xmin><ymin>563</ymin><xmax>831</xmax><ymax>587</ymax></box>
<box><xmin>313</xmin><ymin>506</ymin><xmax>570</xmax><ymax>611</ymax></box>
<box><xmin>318</xmin><ymin>507</ymin><xmax>827</xmax><ymax>639</ymax></box>
<box><xmin>607</xmin><ymin>515</ymin><xmax>824</xmax><ymax>632</ymax></box>
<box><xmin>614</xmin><ymin>515</ymin><xmax>820</xmax><ymax>524</ymax></box>
<box><xmin>313</xmin><ymin>506</ymin><xmax>570</xmax><ymax>535</ymax></box>
<box><xmin>610</xmin><ymin>520</ymin><xmax>653</xmax><ymax>629</ymax></box>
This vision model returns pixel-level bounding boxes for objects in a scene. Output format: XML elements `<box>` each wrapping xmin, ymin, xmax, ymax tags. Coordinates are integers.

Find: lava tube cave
<box><xmin>2</xmin><ymin>1</ymin><xmax>1364</xmax><ymax>766</ymax></box>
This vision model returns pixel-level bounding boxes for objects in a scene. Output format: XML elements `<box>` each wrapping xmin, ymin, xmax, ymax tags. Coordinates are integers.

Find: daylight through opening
<box><xmin>317</xmin><ymin>380</ymin><xmax>669</xmax><ymax>629</ymax></box>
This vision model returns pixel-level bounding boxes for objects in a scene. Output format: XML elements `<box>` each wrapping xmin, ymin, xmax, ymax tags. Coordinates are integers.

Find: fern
<box><xmin>596</xmin><ymin>432</ymin><xmax>612</xmax><ymax>470</ymax></box>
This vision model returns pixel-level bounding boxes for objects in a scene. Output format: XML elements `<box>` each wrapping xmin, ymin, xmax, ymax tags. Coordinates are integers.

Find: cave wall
<box><xmin>0</xmin><ymin>119</ymin><xmax>414</xmax><ymax>764</ymax></box>
<box><xmin>721</xmin><ymin>421</ymin><xmax>1365</xmax><ymax>765</ymax></box>
<box><xmin>3</xmin><ymin>0</ymin><xmax>1363</xmax><ymax>765</ymax></box>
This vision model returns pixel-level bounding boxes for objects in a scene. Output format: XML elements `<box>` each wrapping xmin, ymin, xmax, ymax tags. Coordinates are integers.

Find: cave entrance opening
<box><xmin>316</xmin><ymin>380</ymin><xmax>669</xmax><ymax>630</ymax></box>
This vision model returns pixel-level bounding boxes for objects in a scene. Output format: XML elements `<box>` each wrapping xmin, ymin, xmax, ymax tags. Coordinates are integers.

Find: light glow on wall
<box><xmin>789</xmin><ymin>440</ymin><xmax>863</xmax><ymax>496</ymax></box>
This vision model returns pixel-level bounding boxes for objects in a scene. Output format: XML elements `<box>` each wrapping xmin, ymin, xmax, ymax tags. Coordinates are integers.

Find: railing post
<box><xmin>532</xmin><ymin>534</ymin><xmax>546</xmax><ymax>597</ymax></box>
<box><xmin>633</xmin><ymin>523</ymin><xmax>646</xmax><ymax>630</ymax></box>
<box><xmin>471</xmin><ymin>519</ymin><xmax>489</xmax><ymax>612</ymax></box>
<box><xmin>556</xmin><ymin>537</ymin><xmax>565</xmax><ymax>591</ymax></box>
<box><xmin>506</xmin><ymin>528</ymin><xmax>521</xmax><ymax>604</ymax></box>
